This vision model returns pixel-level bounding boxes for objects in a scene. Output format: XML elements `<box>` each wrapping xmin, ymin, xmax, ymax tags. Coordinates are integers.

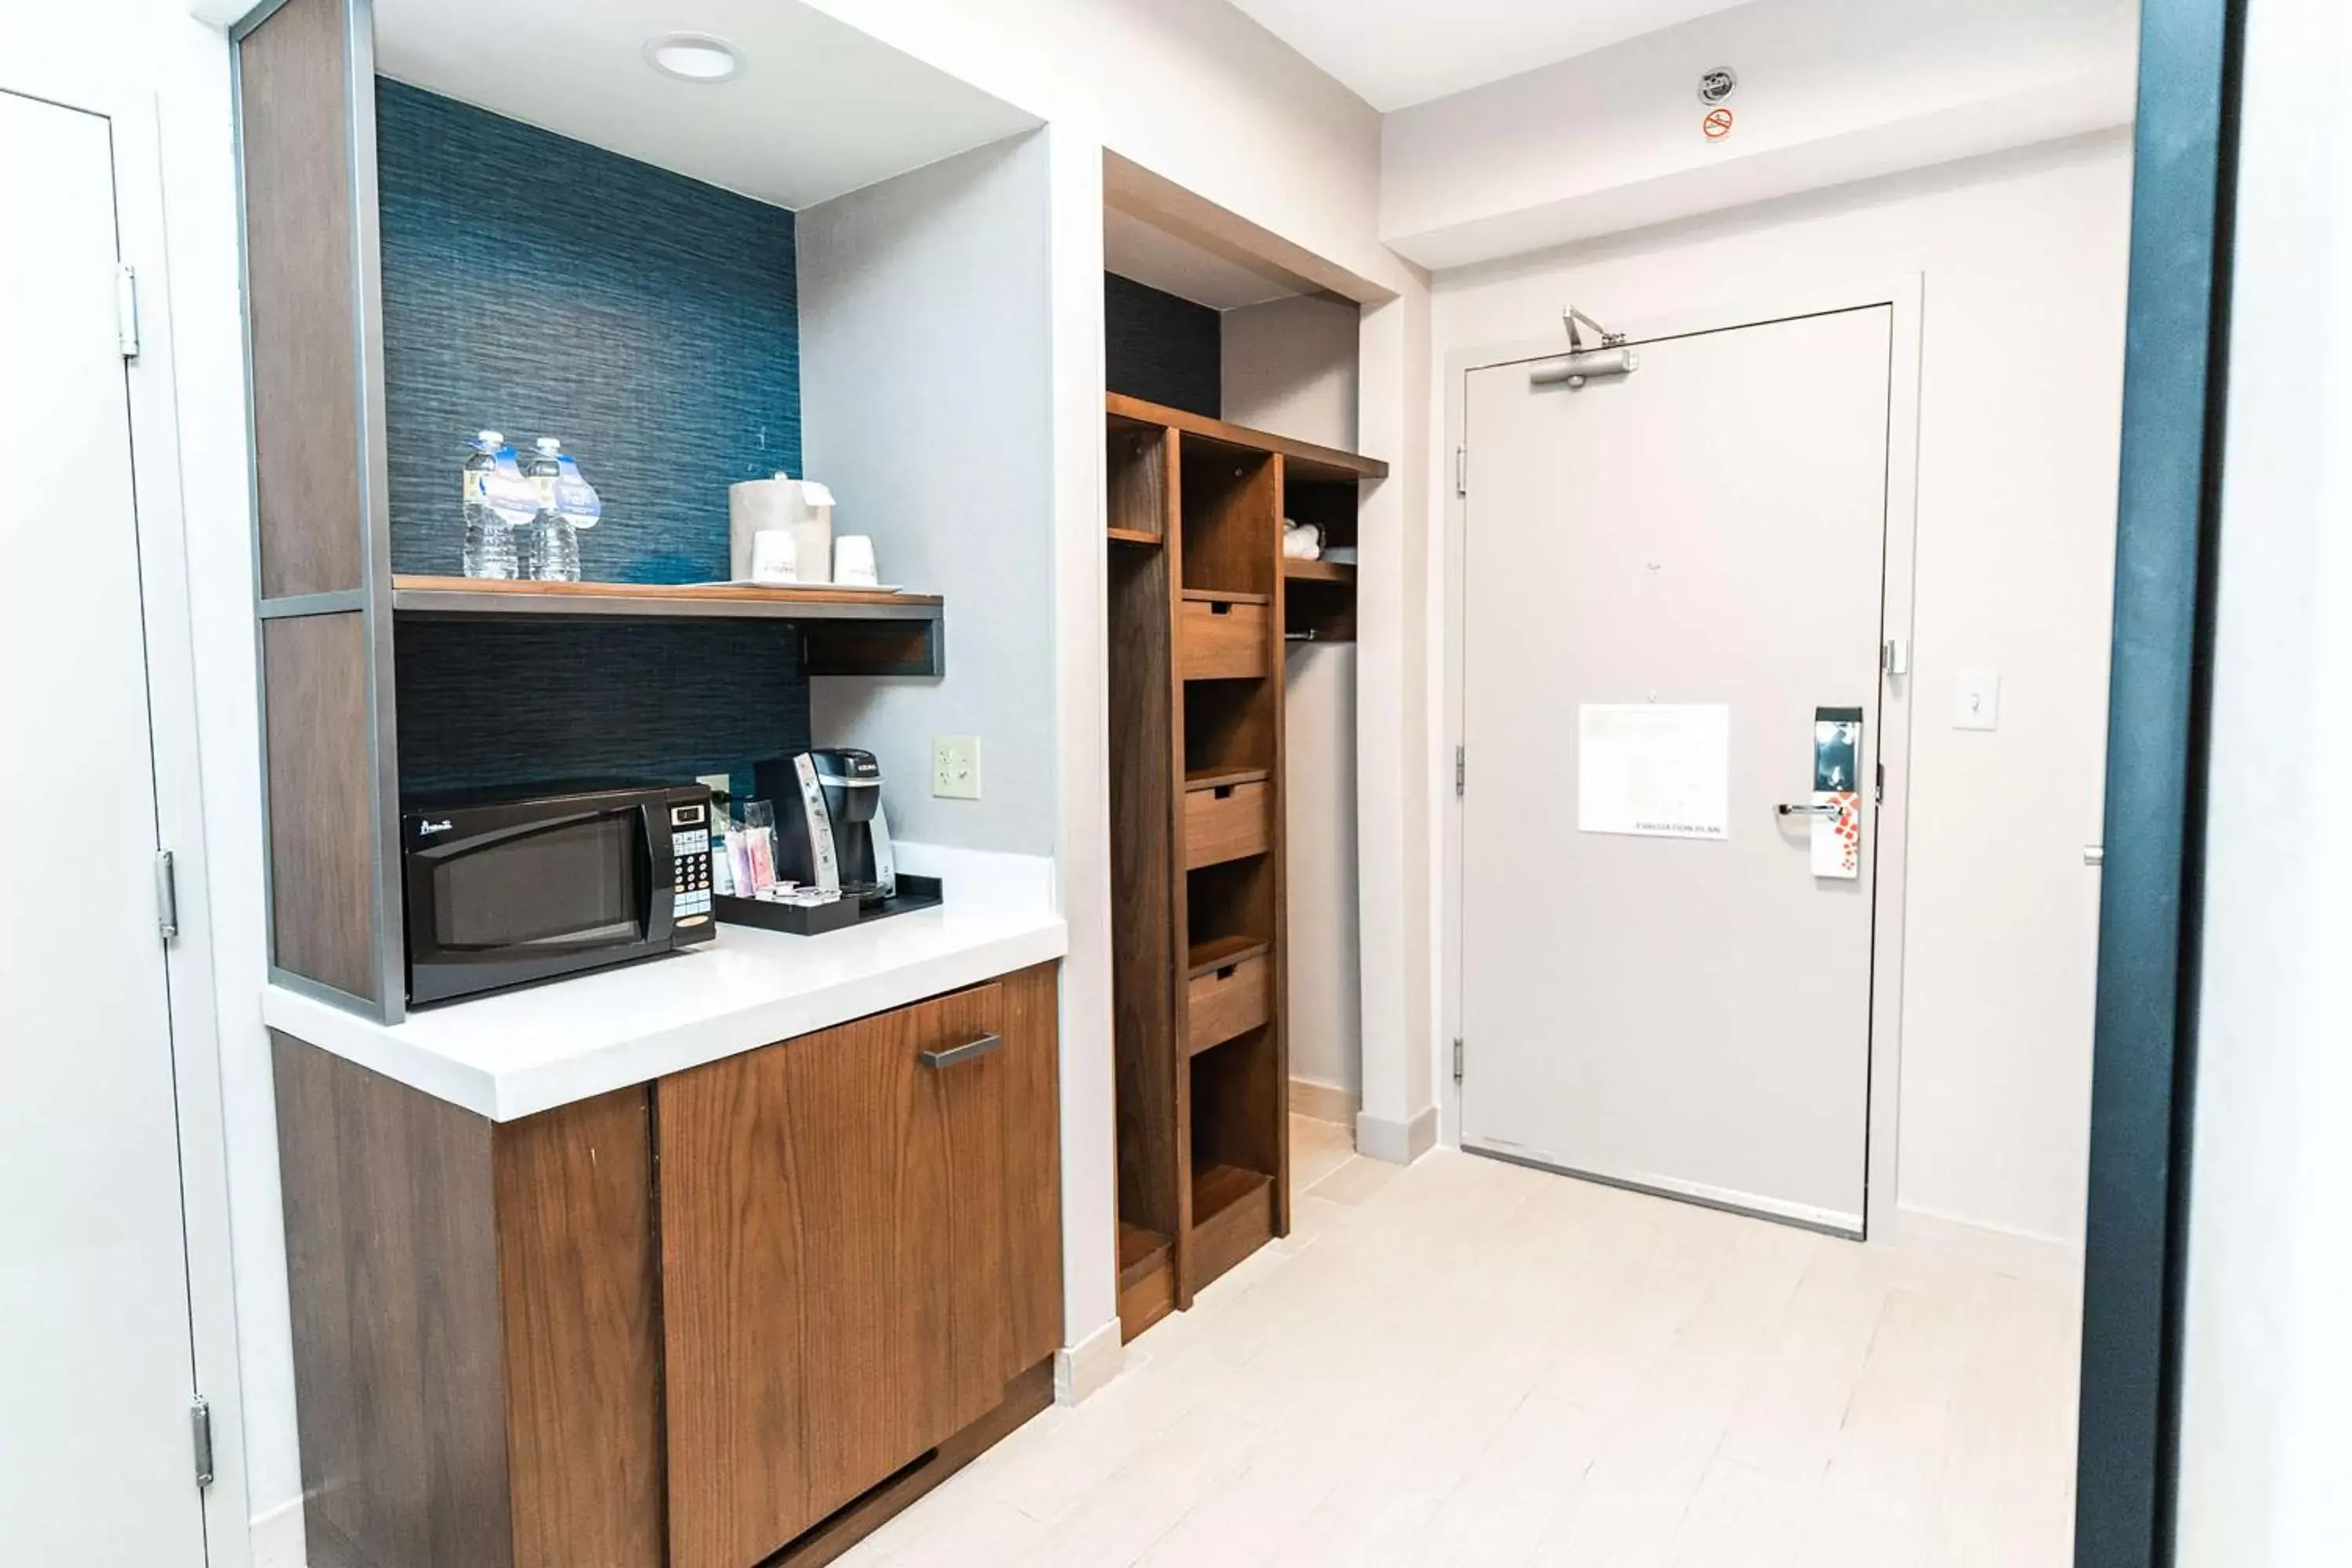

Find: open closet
<box><xmin>1100</xmin><ymin>198</ymin><xmax>1385</xmax><ymax>1339</ymax></box>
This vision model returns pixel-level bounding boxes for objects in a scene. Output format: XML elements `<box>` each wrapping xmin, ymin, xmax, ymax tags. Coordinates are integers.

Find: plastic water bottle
<box><xmin>521</xmin><ymin>436</ymin><xmax>579</xmax><ymax>582</ymax></box>
<box><xmin>460</xmin><ymin>430</ymin><xmax>518</xmax><ymax>579</ymax></box>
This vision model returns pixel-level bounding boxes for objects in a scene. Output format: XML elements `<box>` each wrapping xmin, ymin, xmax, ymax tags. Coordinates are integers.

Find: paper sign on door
<box><xmin>1577</xmin><ymin>703</ymin><xmax>1731</xmax><ymax>840</ymax></box>
<box><xmin>1812</xmin><ymin>706</ymin><xmax>1863</xmax><ymax>879</ymax></box>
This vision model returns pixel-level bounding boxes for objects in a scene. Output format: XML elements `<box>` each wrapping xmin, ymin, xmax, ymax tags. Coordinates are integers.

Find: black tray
<box><xmin>714</xmin><ymin>873</ymin><xmax>944</xmax><ymax>936</ymax></box>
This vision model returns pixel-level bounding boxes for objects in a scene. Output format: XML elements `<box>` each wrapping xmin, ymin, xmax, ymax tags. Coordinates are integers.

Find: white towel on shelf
<box><xmin>1282</xmin><ymin>521</ymin><xmax>1323</xmax><ymax>561</ymax></box>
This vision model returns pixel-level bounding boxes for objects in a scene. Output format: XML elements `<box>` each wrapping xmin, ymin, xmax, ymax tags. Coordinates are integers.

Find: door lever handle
<box><xmin>1776</xmin><ymin>802</ymin><xmax>1844</xmax><ymax>818</ymax></box>
<box><xmin>920</xmin><ymin>1032</ymin><xmax>1004</xmax><ymax>1069</ymax></box>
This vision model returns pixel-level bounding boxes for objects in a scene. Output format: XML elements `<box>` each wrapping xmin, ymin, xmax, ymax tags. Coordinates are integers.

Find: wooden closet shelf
<box><xmin>1116</xmin><ymin>1221</ymin><xmax>1176</xmax><ymax>1341</ymax></box>
<box><xmin>1192</xmin><ymin>1163</ymin><xmax>1273</xmax><ymax>1223</ymax></box>
<box><xmin>1119</xmin><ymin>1222</ymin><xmax>1171</xmax><ymax>1285</ymax></box>
<box><xmin>1106</xmin><ymin>392</ymin><xmax>1391</xmax><ymax>482</ymax></box>
<box><xmin>1180</xmin><ymin>587</ymin><xmax>1272</xmax><ymax>606</ymax></box>
<box><xmin>1189</xmin><ymin>1163</ymin><xmax>1276</xmax><ymax>1290</ymax></box>
<box><xmin>1281</xmin><ymin>558</ymin><xmax>1356</xmax><ymax>585</ymax></box>
<box><xmin>1187</xmin><ymin>935</ymin><xmax>1272</xmax><ymax>979</ymax></box>
<box><xmin>1107</xmin><ymin>528</ymin><xmax>1163</xmax><ymax>546</ymax></box>
<box><xmin>1184</xmin><ymin>767</ymin><xmax>1272</xmax><ymax>793</ymax></box>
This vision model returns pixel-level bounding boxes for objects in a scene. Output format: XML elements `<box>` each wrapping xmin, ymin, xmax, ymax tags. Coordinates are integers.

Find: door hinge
<box><xmin>154</xmin><ymin>849</ymin><xmax>179</xmax><ymax>941</ymax></box>
<box><xmin>191</xmin><ymin>1396</ymin><xmax>215</xmax><ymax>1490</ymax></box>
<box><xmin>1452</xmin><ymin>1036</ymin><xmax>1465</xmax><ymax>1083</ymax></box>
<box><xmin>1875</xmin><ymin>762</ymin><xmax>1885</xmax><ymax>804</ymax></box>
<box><xmin>1455</xmin><ymin>445</ymin><xmax>1468</xmax><ymax>497</ymax></box>
<box><xmin>1882</xmin><ymin>637</ymin><xmax>1911</xmax><ymax>677</ymax></box>
<box><xmin>1454</xmin><ymin>745</ymin><xmax>1466</xmax><ymax>797</ymax></box>
<box><xmin>115</xmin><ymin>263</ymin><xmax>141</xmax><ymax>358</ymax></box>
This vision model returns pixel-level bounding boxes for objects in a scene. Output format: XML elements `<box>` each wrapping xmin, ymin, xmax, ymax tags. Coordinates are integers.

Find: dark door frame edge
<box><xmin>2074</xmin><ymin>2</ymin><xmax>2245</xmax><ymax>1565</ymax></box>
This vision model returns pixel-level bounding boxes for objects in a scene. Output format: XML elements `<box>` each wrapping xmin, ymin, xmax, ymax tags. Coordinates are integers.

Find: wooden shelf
<box><xmin>1281</xmin><ymin>558</ymin><xmax>1356</xmax><ymax>585</ymax></box>
<box><xmin>390</xmin><ymin>575</ymin><xmax>940</xmax><ymax>618</ymax></box>
<box><xmin>1189</xmin><ymin>1163</ymin><xmax>1276</xmax><ymax>1292</ymax></box>
<box><xmin>1119</xmin><ymin>1222</ymin><xmax>1171</xmax><ymax>1283</ymax></box>
<box><xmin>1109</xmin><ymin>387</ymin><xmax>1302</xmax><ymax>1326</ymax></box>
<box><xmin>1108</xmin><ymin>392</ymin><xmax>1389</xmax><ymax>484</ymax></box>
<box><xmin>1192</xmin><ymin>1163</ymin><xmax>1272</xmax><ymax>1225</ymax></box>
<box><xmin>1187</xmin><ymin>935</ymin><xmax>1271</xmax><ymax>980</ymax></box>
<box><xmin>385</xmin><ymin>575</ymin><xmax>944</xmax><ymax>676</ymax></box>
<box><xmin>1185</xmin><ymin>766</ymin><xmax>1271</xmax><ymax>793</ymax></box>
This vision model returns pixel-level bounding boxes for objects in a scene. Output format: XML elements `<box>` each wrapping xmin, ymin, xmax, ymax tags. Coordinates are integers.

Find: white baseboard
<box><xmin>1054</xmin><ymin>1316</ymin><xmax>1125</xmax><ymax>1405</ymax></box>
<box><xmin>249</xmin><ymin>1497</ymin><xmax>305</xmax><ymax>1568</ymax></box>
<box><xmin>1356</xmin><ymin>1105</ymin><xmax>1438</xmax><ymax>1167</ymax></box>
<box><xmin>1885</xmin><ymin>1204</ymin><xmax>2085</xmax><ymax>1287</ymax></box>
<box><xmin>1287</xmin><ymin>1077</ymin><xmax>1359</xmax><ymax>1125</ymax></box>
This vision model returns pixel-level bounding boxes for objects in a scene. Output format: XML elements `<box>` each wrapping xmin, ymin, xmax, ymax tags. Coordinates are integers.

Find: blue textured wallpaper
<box><xmin>376</xmin><ymin>79</ymin><xmax>800</xmax><ymax>583</ymax></box>
<box><xmin>395</xmin><ymin>619</ymin><xmax>809</xmax><ymax>800</ymax></box>
<box><xmin>1106</xmin><ymin>272</ymin><xmax>1220</xmax><ymax>419</ymax></box>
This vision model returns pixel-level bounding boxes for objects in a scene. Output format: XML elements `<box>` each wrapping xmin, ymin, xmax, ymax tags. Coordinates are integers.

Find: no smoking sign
<box><xmin>1703</xmin><ymin>106</ymin><xmax>1734</xmax><ymax>141</ymax></box>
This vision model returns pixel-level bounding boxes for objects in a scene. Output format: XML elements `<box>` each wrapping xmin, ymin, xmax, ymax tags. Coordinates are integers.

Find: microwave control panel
<box><xmin>671</xmin><ymin>802</ymin><xmax>713</xmax><ymax>921</ymax></box>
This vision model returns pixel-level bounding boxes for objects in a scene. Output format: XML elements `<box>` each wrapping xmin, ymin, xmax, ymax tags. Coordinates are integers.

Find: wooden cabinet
<box><xmin>273</xmin><ymin>964</ymin><xmax>1061</xmax><ymax>1568</ymax></box>
<box><xmin>1102</xmin><ymin>393</ymin><xmax>1387</xmax><ymax>1341</ymax></box>
<box><xmin>659</xmin><ymin>972</ymin><xmax>1062</xmax><ymax>1568</ymax></box>
<box><xmin>273</xmin><ymin>1047</ymin><xmax>666</xmax><ymax>1568</ymax></box>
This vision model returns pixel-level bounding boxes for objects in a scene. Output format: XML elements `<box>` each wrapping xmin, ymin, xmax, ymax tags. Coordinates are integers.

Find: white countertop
<box><xmin>262</xmin><ymin>848</ymin><xmax>1067</xmax><ymax>1122</ymax></box>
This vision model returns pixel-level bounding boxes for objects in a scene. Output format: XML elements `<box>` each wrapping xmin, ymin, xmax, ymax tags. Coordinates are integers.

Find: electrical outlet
<box><xmin>1954</xmin><ymin>670</ymin><xmax>2001</xmax><ymax>731</ymax></box>
<box><xmin>932</xmin><ymin>735</ymin><xmax>982</xmax><ymax>800</ymax></box>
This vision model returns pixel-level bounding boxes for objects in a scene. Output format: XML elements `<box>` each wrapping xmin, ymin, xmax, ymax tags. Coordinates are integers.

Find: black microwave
<box><xmin>401</xmin><ymin>781</ymin><xmax>717</xmax><ymax>1006</ymax></box>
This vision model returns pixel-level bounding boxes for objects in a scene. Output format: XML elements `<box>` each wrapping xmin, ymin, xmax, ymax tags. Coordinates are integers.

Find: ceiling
<box><xmin>1226</xmin><ymin>0</ymin><xmax>1760</xmax><ymax>111</ymax></box>
<box><xmin>1103</xmin><ymin>208</ymin><xmax>1311</xmax><ymax>312</ymax></box>
<box><xmin>373</xmin><ymin>0</ymin><xmax>1039</xmax><ymax>211</ymax></box>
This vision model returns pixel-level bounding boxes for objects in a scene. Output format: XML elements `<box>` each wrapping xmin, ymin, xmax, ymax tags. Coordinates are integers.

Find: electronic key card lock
<box><xmin>1775</xmin><ymin>706</ymin><xmax>1864</xmax><ymax>880</ymax></box>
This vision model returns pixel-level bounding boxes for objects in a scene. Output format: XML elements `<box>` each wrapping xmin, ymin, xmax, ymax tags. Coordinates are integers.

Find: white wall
<box><xmin>1382</xmin><ymin>0</ymin><xmax>2137</xmax><ymax>270</ymax></box>
<box><xmin>1278</xmin><ymin>645</ymin><xmax>1363</xmax><ymax>1103</ymax></box>
<box><xmin>802</xmin><ymin>132</ymin><xmax>1059</xmax><ymax>855</ymax></box>
<box><xmin>1434</xmin><ymin>132</ymin><xmax>2133</xmax><ymax>1244</ymax></box>
<box><xmin>2175</xmin><ymin>0</ymin><xmax>2352</xmax><ymax>1559</ymax></box>
<box><xmin>803</xmin><ymin>0</ymin><xmax>1438</xmax><ymax>1167</ymax></box>
<box><xmin>1221</xmin><ymin>294</ymin><xmax>1365</xmax><ymax>1107</ymax></box>
<box><xmin>800</xmin><ymin>0</ymin><xmax>1401</xmax><ymax>296</ymax></box>
<box><xmin>1222</xmin><ymin>291</ymin><xmax>1361</xmax><ymax>449</ymax></box>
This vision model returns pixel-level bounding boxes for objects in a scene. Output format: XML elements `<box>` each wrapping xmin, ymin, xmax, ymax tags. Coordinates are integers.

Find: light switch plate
<box><xmin>932</xmin><ymin>735</ymin><xmax>982</xmax><ymax>799</ymax></box>
<box><xmin>1954</xmin><ymin>670</ymin><xmax>2001</xmax><ymax>731</ymax></box>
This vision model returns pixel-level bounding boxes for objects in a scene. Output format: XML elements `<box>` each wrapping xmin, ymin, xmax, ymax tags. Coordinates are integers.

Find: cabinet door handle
<box><xmin>920</xmin><ymin>1032</ymin><xmax>1004</xmax><ymax>1069</ymax></box>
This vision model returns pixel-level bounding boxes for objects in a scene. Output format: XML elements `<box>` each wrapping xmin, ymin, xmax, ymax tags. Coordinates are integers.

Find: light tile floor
<box><xmin>838</xmin><ymin>1116</ymin><xmax>2083</xmax><ymax>1568</ymax></box>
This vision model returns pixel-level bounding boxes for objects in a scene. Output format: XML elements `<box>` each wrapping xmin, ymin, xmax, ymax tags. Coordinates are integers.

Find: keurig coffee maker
<box><xmin>757</xmin><ymin>748</ymin><xmax>898</xmax><ymax>905</ymax></box>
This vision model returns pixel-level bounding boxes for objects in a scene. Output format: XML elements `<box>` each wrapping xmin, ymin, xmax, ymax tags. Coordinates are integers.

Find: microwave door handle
<box><xmin>644</xmin><ymin>800</ymin><xmax>676</xmax><ymax>943</ymax></box>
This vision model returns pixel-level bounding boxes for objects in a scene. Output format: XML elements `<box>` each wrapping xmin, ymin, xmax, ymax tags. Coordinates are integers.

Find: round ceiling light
<box><xmin>644</xmin><ymin>33</ymin><xmax>742</xmax><ymax>83</ymax></box>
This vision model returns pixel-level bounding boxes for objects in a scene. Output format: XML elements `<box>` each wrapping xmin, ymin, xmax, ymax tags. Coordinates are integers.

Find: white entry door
<box><xmin>0</xmin><ymin>89</ymin><xmax>210</xmax><ymax>1565</ymax></box>
<box><xmin>1458</xmin><ymin>306</ymin><xmax>1894</xmax><ymax>1233</ymax></box>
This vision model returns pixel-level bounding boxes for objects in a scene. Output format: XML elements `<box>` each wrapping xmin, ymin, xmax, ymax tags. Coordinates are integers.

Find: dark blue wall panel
<box><xmin>394</xmin><ymin>619</ymin><xmax>808</xmax><ymax>802</ymax></box>
<box><xmin>1105</xmin><ymin>271</ymin><xmax>1220</xmax><ymax>418</ymax></box>
<box><xmin>376</xmin><ymin>79</ymin><xmax>800</xmax><ymax>583</ymax></box>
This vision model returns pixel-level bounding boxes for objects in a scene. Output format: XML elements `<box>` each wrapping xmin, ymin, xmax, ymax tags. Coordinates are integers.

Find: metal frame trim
<box><xmin>2074</xmin><ymin>2</ymin><xmax>2244</xmax><ymax>1563</ymax></box>
<box><xmin>258</xmin><ymin>589</ymin><xmax>367</xmax><ymax>619</ymax></box>
<box><xmin>343</xmin><ymin>0</ymin><xmax>406</xmax><ymax>1027</ymax></box>
<box><xmin>266</xmin><ymin>965</ymin><xmax>379</xmax><ymax>1018</ymax></box>
<box><xmin>1462</xmin><ymin>1143</ymin><xmax>1864</xmax><ymax>1241</ymax></box>
<box><xmin>225</xmin><ymin>0</ymin><xmax>296</xmax><ymax>44</ymax></box>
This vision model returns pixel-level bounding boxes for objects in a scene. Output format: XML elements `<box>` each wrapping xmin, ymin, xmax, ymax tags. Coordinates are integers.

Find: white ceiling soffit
<box><xmin>372</xmin><ymin>0</ymin><xmax>1040</xmax><ymax>212</ymax></box>
<box><xmin>1381</xmin><ymin>0</ymin><xmax>2140</xmax><ymax>270</ymax></box>
<box><xmin>1227</xmin><ymin>0</ymin><xmax>1755</xmax><ymax>111</ymax></box>
<box><xmin>1104</xmin><ymin>208</ymin><xmax>1309</xmax><ymax>312</ymax></box>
